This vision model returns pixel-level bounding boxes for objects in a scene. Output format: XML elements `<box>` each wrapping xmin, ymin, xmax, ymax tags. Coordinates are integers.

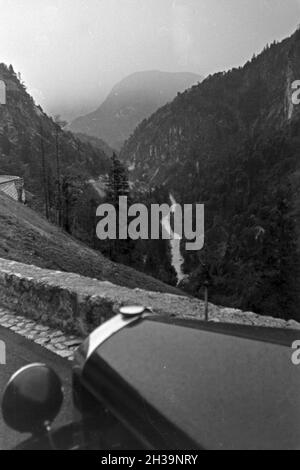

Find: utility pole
<box><xmin>199</xmin><ymin>260</ymin><xmax>210</xmax><ymax>322</ymax></box>
<box><xmin>54</xmin><ymin>116</ymin><xmax>67</xmax><ymax>227</ymax></box>
<box><xmin>204</xmin><ymin>281</ymin><xmax>209</xmax><ymax>322</ymax></box>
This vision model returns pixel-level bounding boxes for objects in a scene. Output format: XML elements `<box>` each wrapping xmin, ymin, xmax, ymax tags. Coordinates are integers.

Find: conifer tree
<box><xmin>104</xmin><ymin>153</ymin><xmax>130</xmax><ymax>260</ymax></box>
<box><xmin>106</xmin><ymin>153</ymin><xmax>129</xmax><ymax>204</ymax></box>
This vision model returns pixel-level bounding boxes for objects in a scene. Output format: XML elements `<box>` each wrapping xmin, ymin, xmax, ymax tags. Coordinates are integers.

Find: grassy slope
<box><xmin>0</xmin><ymin>192</ymin><xmax>182</xmax><ymax>295</ymax></box>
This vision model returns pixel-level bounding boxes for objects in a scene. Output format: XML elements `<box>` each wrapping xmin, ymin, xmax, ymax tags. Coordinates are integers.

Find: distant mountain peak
<box><xmin>69</xmin><ymin>70</ymin><xmax>203</xmax><ymax>150</ymax></box>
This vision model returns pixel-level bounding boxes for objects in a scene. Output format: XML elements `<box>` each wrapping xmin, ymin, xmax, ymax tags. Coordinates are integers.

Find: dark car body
<box><xmin>72</xmin><ymin>314</ymin><xmax>300</xmax><ymax>450</ymax></box>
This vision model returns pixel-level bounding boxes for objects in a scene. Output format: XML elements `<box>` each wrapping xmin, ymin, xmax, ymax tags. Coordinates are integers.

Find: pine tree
<box><xmin>8</xmin><ymin>64</ymin><xmax>15</xmax><ymax>76</ymax></box>
<box><xmin>104</xmin><ymin>153</ymin><xmax>130</xmax><ymax>260</ymax></box>
<box><xmin>61</xmin><ymin>175</ymin><xmax>84</xmax><ymax>234</ymax></box>
<box><xmin>106</xmin><ymin>153</ymin><xmax>129</xmax><ymax>203</ymax></box>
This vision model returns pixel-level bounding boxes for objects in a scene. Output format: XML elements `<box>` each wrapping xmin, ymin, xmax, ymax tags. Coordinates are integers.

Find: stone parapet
<box><xmin>0</xmin><ymin>258</ymin><xmax>299</xmax><ymax>337</ymax></box>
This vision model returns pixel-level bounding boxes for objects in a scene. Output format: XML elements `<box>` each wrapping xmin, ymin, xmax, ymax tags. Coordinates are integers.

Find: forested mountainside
<box><xmin>0</xmin><ymin>63</ymin><xmax>110</xmax><ymax>219</ymax></box>
<box><xmin>120</xmin><ymin>29</ymin><xmax>300</xmax><ymax>320</ymax></box>
<box><xmin>0</xmin><ymin>191</ymin><xmax>181</xmax><ymax>295</ymax></box>
<box><xmin>0</xmin><ymin>63</ymin><xmax>177</xmax><ymax>288</ymax></box>
<box><xmin>69</xmin><ymin>71</ymin><xmax>202</xmax><ymax>150</ymax></box>
<box><xmin>0</xmin><ymin>63</ymin><xmax>177</xmax><ymax>290</ymax></box>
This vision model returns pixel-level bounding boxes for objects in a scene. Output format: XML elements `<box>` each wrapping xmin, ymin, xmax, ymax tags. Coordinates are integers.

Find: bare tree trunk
<box><xmin>204</xmin><ymin>285</ymin><xmax>209</xmax><ymax>321</ymax></box>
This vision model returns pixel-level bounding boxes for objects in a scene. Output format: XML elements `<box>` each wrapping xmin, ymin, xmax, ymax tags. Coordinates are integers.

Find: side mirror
<box><xmin>2</xmin><ymin>363</ymin><xmax>64</xmax><ymax>435</ymax></box>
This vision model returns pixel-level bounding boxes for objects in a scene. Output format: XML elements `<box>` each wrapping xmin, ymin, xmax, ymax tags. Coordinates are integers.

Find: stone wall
<box><xmin>0</xmin><ymin>258</ymin><xmax>299</xmax><ymax>337</ymax></box>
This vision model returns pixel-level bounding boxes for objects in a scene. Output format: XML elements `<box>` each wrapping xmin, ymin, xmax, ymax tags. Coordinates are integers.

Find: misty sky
<box><xmin>0</xmin><ymin>0</ymin><xmax>299</xmax><ymax>120</ymax></box>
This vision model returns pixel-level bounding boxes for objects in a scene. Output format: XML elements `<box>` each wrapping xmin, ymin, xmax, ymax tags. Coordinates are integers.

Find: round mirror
<box><xmin>119</xmin><ymin>305</ymin><xmax>149</xmax><ymax>317</ymax></box>
<box><xmin>2</xmin><ymin>363</ymin><xmax>64</xmax><ymax>434</ymax></box>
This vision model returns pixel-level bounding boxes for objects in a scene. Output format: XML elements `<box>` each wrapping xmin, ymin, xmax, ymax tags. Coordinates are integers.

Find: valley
<box><xmin>1</xmin><ymin>0</ymin><xmax>300</xmax><ymax>453</ymax></box>
<box><xmin>1</xmin><ymin>29</ymin><xmax>300</xmax><ymax>323</ymax></box>
<box><xmin>119</xmin><ymin>29</ymin><xmax>300</xmax><ymax>321</ymax></box>
<box><xmin>69</xmin><ymin>71</ymin><xmax>202</xmax><ymax>150</ymax></box>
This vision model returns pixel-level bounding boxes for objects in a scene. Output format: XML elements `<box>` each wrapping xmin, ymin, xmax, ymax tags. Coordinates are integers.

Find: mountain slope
<box><xmin>0</xmin><ymin>63</ymin><xmax>110</xmax><ymax>209</ymax></box>
<box><xmin>120</xmin><ymin>33</ymin><xmax>300</xmax><ymax>186</ymax></box>
<box><xmin>120</xmin><ymin>30</ymin><xmax>300</xmax><ymax>320</ymax></box>
<box><xmin>0</xmin><ymin>191</ymin><xmax>182</xmax><ymax>295</ymax></box>
<box><xmin>73</xmin><ymin>132</ymin><xmax>115</xmax><ymax>157</ymax></box>
<box><xmin>69</xmin><ymin>71</ymin><xmax>202</xmax><ymax>150</ymax></box>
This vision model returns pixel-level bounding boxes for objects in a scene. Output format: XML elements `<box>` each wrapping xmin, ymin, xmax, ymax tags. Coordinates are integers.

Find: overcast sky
<box><xmin>0</xmin><ymin>0</ymin><xmax>299</xmax><ymax>120</ymax></box>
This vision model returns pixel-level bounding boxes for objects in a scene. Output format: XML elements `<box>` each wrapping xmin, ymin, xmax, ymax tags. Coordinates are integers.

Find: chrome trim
<box><xmin>5</xmin><ymin>363</ymin><xmax>46</xmax><ymax>389</ymax></box>
<box><xmin>86</xmin><ymin>314</ymin><xmax>140</xmax><ymax>359</ymax></box>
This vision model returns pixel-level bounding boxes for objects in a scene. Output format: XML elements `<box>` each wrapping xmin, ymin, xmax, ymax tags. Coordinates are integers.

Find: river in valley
<box><xmin>162</xmin><ymin>194</ymin><xmax>187</xmax><ymax>286</ymax></box>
